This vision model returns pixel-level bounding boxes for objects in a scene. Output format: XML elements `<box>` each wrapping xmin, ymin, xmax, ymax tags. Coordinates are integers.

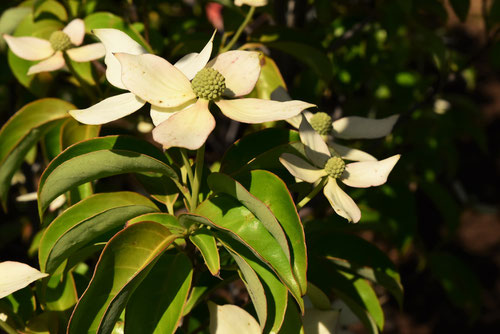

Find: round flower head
<box><xmin>279</xmin><ymin>115</ymin><xmax>400</xmax><ymax>223</ymax></box>
<box><xmin>107</xmin><ymin>35</ymin><xmax>315</xmax><ymax>150</ymax></box>
<box><xmin>3</xmin><ymin>19</ymin><xmax>105</xmax><ymax>75</ymax></box>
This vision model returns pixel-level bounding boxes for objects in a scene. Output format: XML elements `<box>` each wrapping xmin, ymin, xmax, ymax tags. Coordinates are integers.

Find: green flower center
<box><xmin>191</xmin><ymin>68</ymin><xmax>226</xmax><ymax>101</ymax></box>
<box><xmin>324</xmin><ymin>156</ymin><xmax>345</xmax><ymax>179</ymax></box>
<box><xmin>310</xmin><ymin>112</ymin><xmax>333</xmax><ymax>135</ymax></box>
<box><xmin>49</xmin><ymin>31</ymin><xmax>72</xmax><ymax>51</ymax></box>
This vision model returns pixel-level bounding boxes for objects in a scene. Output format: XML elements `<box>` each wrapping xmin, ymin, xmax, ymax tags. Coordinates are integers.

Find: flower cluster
<box><xmin>3</xmin><ymin>19</ymin><xmax>105</xmax><ymax>75</ymax></box>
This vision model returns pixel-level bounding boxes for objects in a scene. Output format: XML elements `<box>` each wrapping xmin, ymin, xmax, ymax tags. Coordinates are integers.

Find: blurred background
<box><xmin>0</xmin><ymin>0</ymin><xmax>499</xmax><ymax>333</ymax></box>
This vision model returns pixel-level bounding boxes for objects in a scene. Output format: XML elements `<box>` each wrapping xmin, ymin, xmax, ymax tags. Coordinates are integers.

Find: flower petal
<box><xmin>116</xmin><ymin>53</ymin><xmax>196</xmax><ymax>108</ymax></box>
<box><xmin>152</xmin><ymin>99</ymin><xmax>215</xmax><ymax>150</ymax></box>
<box><xmin>150</xmin><ymin>99</ymin><xmax>196</xmax><ymax>126</ymax></box>
<box><xmin>279</xmin><ymin>153</ymin><xmax>326</xmax><ymax>183</ymax></box>
<box><xmin>174</xmin><ymin>31</ymin><xmax>216</xmax><ymax>80</ymax></box>
<box><xmin>3</xmin><ymin>35</ymin><xmax>53</xmax><ymax>60</ymax></box>
<box><xmin>27</xmin><ymin>51</ymin><xmax>65</xmax><ymax>75</ymax></box>
<box><xmin>332</xmin><ymin>114</ymin><xmax>399</xmax><ymax>139</ymax></box>
<box><xmin>66</xmin><ymin>43</ymin><xmax>105</xmax><ymax>62</ymax></box>
<box><xmin>69</xmin><ymin>92</ymin><xmax>145</xmax><ymax>125</ymax></box>
<box><xmin>298</xmin><ymin>115</ymin><xmax>331</xmax><ymax>168</ymax></box>
<box><xmin>341</xmin><ymin>154</ymin><xmax>400</xmax><ymax>188</ymax></box>
<box><xmin>286</xmin><ymin>110</ymin><xmax>313</xmax><ymax>129</ymax></box>
<box><xmin>93</xmin><ymin>28</ymin><xmax>147</xmax><ymax>89</ymax></box>
<box><xmin>323</xmin><ymin>179</ymin><xmax>361</xmax><ymax>223</ymax></box>
<box><xmin>0</xmin><ymin>261</ymin><xmax>48</xmax><ymax>299</ymax></box>
<box><xmin>207</xmin><ymin>50</ymin><xmax>260</xmax><ymax>97</ymax></box>
<box><xmin>328</xmin><ymin>141</ymin><xmax>376</xmax><ymax>161</ymax></box>
<box><xmin>216</xmin><ymin>98</ymin><xmax>314</xmax><ymax>124</ymax></box>
<box><xmin>235</xmin><ymin>0</ymin><xmax>268</xmax><ymax>6</ymax></box>
<box><xmin>63</xmin><ymin>18</ymin><xmax>85</xmax><ymax>46</ymax></box>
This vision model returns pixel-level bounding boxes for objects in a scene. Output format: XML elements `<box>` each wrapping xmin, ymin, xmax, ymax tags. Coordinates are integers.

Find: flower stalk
<box><xmin>220</xmin><ymin>6</ymin><xmax>256</xmax><ymax>52</ymax></box>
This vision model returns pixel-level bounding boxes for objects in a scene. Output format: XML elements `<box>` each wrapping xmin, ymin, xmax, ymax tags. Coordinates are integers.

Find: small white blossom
<box><xmin>234</xmin><ymin>0</ymin><xmax>268</xmax><ymax>7</ymax></box>
<box><xmin>3</xmin><ymin>19</ymin><xmax>105</xmax><ymax>75</ymax></box>
<box><xmin>280</xmin><ymin>116</ymin><xmax>400</xmax><ymax>223</ymax></box>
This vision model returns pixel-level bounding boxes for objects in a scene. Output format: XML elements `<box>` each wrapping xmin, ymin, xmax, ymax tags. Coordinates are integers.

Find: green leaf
<box><xmin>220</xmin><ymin>128</ymin><xmax>300</xmax><ymax>175</ymax></box>
<box><xmin>278</xmin><ymin>300</ymin><xmax>303</xmax><ymax>334</ymax></box>
<box><xmin>208</xmin><ymin>172</ymin><xmax>291</xmax><ymax>263</ymax></box>
<box><xmin>125</xmin><ymin>252</ymin><xmax>193</xmax><ymax>334</ymax></box>
<box><xmin>189</xmin><ymin>228</ymin><xmax>220</xmax><ymax>276</ymax></box>
<box><xmin>449</xmin><ymin>0</ymin><xmax>470</xmax><ymax>22</ymax></box>
<box><xmin>235</xmin><ymin>170</ymin><xmax>307</xmax><ymax>296</ymax></box>
<box><xmin>34</xmin><ymin>0</ymin><xmax>68</xmax><ymax>21</ymax></box>
<box><xmin>308</xmin><ymin>233</ymin><xmax>403</xmax><ymax>306</ymax></box>
<box><xmin>247</xmin><ymin>55</ymin><xmax>287</xmax><ymax>100</ymax></box>
<box><xmin>0</xmin><ymin>98</ymin><xmax>73</xmax><ymax>208</ymax></box>
<box><xmin>7</xmin><ymin>14</ymin><xmax>62</xmax><ymax>94</ymax></box>
<box><xmin>39</xmin><ymin>191</ymin><xmax>159</xmax><ymax>273</ymax></box>
<box><xmin>0</xmin><ymin>7</ymin><xmax>31</xmax><ymax>37</ymax></box>
<box><xmin>67</xmin><ymin>222</ymin><xmax>180</xmax><ymax>334</ymax></box>
<box><xmin>192</xmin><ymin>196</ymin><xmax>304</xmax><ymax>309</ymax></box>
<box><xmin>38</xmin><ymin>272</ymin><xmax>78</xmax><ymax>311</ymax></box>
<box><xmin>37</xmin><ymin>135</ymin><xmax>178</xmax><ymax>217</ymax></box>
<box><xmin>221</xmin><ymin>239</ymin><xmax>289</xmax><ymax>333</ymax></box>
<box><xmin>127</xmin><ymin>212</ymin><xmax>185</xmax><ymax>232</ymax></box>
<box><xmin>134</xmin><ymin>173</ymin><xmax>179</xmax><ymax>210</ymax></box>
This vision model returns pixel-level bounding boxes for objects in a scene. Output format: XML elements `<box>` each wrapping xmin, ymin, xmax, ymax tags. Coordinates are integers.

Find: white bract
<box><xmin>280</xmin><ymin>116</ymin><xmax>400</xmax><ymax>223</ymax></box>
<box><xmin>110</xmin><ymin>37</ymin><xmax>314</xmax><ymax>150</ymax></box>
<box><xmin>234</xmin><ymin>0</ymin><xmax>268</xmax><ymax>7</ymax></box>
<box><xmin>208</xmin><ymin>302</ymin><xmax>261</xmax><ymax>334</ymax></box>
<box><xmin>287</xmin><ymin>110</ymin><xmax>399</xmax><ymax>162</ymax></box>
<box><xmin>3</xmin><ymin>19</ymin><xmax>105</xmax><ymax>75</ymax></box>
<box><xmin>0</xmin><ymin>261</ymin><xmax>48</xmax><ymax>299</ymax></box>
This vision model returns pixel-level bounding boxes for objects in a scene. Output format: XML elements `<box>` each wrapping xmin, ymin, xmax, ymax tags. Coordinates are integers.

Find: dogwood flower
<box><xmin>3</xmin><ymin>19</ymin><xmax>105</xmax><ymax>75</ymax></box>
<box><xmin>280</xmin><ymin>116</ymin><xmax>400</xmax><ymax>222</ymax></box>
<box><xmin>234</xmin><ymin>0</ymin><xmax>268</xmax><ymax>7</ymax></box>
<box><xmin>69</xmin><ymin>28</ymin><xmax>148</xmax><ymax>125</ymax></box>
<box><xmin>112</xmin><ymin>41</ymin><xmax>314</xmax><ymax>149</ymax></box>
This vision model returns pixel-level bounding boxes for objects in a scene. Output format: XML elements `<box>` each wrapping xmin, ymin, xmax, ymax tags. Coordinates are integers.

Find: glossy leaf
<box><xmin>278</xmin><ymin>300</ymin><xmax>303</xmax><ymax>334</ymax></box>
<box><xmin>192</xmin><ymin>196</ymin><xmax>304</xmax><ymax>309</ymax></box>
<box><xmin>235</xmin><ymin>170</ymin><xmax>307</xmax><ymax>295</ymax></box>
<box><xmin>208</xmin><ymin>172</ymin><xmax>291</xmax><ymax>262</ymax></box>
<box><xmin>39</xmin><ymin>191</ymin><xmax>159</xmax><ymax>273</ymax></box>
<box><xmin>189</xmin><ymin>228</ymin><xmax>220</xmax><ymax>276</ymax></box>
<box><xmin>67</xmin><ymin>222</ymin><xmax>180</xmax><ymax>334</ymax></box>
<box><xmin>128</xmin><ymin>212</ymin><xmax>184</xmax><ymax>232</ymax></box>
<box><xmin>125</xmin><ymin>252</ymin><xmax>193</xmax><ymax>334</ymax></box>
<box><xmin>0</xmin><ymin>98</ymin><xmax>73</xmax><ymax>208</ymax></box>
<box><xmin>309</xmin><ymin>233</ymin><xmax>403</xmax><ymax>306</ymax></box>
<box><xmin>38</xmin><ymin>272</ymin><xmax>78</xmax><ymax>311</ymax></box>
<box><xmin>220</xmin><ymin>128</ymin><xmax>300</xmax><ymax>175</ymax></box>
<box><xmin>37</xmin><ymin>135</ymin><xmax>178</xmax><ymax>217</ymax></box>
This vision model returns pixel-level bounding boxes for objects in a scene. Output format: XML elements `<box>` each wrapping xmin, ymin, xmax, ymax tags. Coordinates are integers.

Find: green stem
<box><xmin>63</xmin><ymin>52</ymin><xmax>98</xmax><ymax>103</ymax></box>
<box><xmin>220</xmin><ymin>6</ymin><xmax>256</xmax><ymax>53</ymax></box>
<box><xmin>296</xmin><ymin>177</ymin><xmax>328</xmax><ymax>210</ymax></box>
<box><xmin>0</xmin><ymin>320</ymin><xmax>18</xmax><ymax>334</ymax></box>
<box><xmin>180</xmin><ymin>149</ymin><xmax>195</xmax><ymax>209</ymax></box>
<box><xmin>190</xmin><ymin>144</ymin><xmax>205</xmax><ymax>209</ymax></box>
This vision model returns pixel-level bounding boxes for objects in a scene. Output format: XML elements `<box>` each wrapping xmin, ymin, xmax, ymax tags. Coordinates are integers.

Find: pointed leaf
<box><xmin>67</xmin><ymin>222</ymin><xmax>180</xmax><ymax>334</ymax></box>
<box><xmin>37</xmin><ymin>135</ymin><xmax>178</xmax><ymax>217</ymax></box>
<box><xmin>189</xmin><ymin>228</ymin><xmax>220</xmax><ymax>276</ymax></box>
<box><xmin>125</xmin><ymin>252</ymin><xmax>193</xmax><ymax>334</ymax></box>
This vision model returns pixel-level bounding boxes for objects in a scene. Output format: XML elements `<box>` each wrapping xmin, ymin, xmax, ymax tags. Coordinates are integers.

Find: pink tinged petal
<box><xmin>174</xmin><ymin>31</ymin><xmax>216</xmax><ymax>80</ymax></box>
<box><xmin>66</xmin><ymin>43</ymin><xmax>105</xmax><ymax>62</ymax></box>
<box><xmin>298</xmin><ymin>115</ymin><xmax>331</xmax><ymax>168</ymax></box>
<box><xmin>150</xmin><ymin>100</ymin><xmax>196</xmax><ymax>126</ymax></box>
<box><xmin>207</xmin><ymin>50</ymin><xmax>261</xmax><ymax>97</ymax></box>
<box><xmin>27</xmin><ymin>51</ymin><xmax>65</xmax><ymax>75</ymax></box>
<box><xmin>152</xmin><ymin>99</ymin><xmax>215</xmax><ymax>150</ymax></box>
<box><xmin>3</xmin><ymin>35</ymin><xmax>53</xmax><ymax>60</ymax></box>
<box><xmin>323</xmin><ymin>179</ymin><xmax>361</xmax><ymax>223</ymax></box>
<box><xmin>328</xmin><ymin>141</ymin><xmax>377</xmax><ymax>161</ymax></box>
<box><xmin>332</xmin><ymin>114</ymin><xmax>399</xmax><ymax>139</ymax></box>
<box><xmin>63</xmin><ymin>18</ymin><xmax>85</xmax><ymax>46</ymax></box>
<box><xmin>0</xmin><ymin>261</ymin><xmax>48</xmax><ymax>299</ymax></box>
<box><xmin>216</xmin><ymin>98</ymin><xmax>315</xmax><ymax>124</ymax></box>
<box><xmin>69</xmin><ymin>93</ymin><xmax>145</xmax><ymax>125</ymax></box>
<box><xmin>116</xmin><ymin>53</ymin><xmax>196</xmax><ymax>108</ymax></box>
<box><xmin>93</xmin><ymin>28</ymin><xmax>147</xmax><ymax>90</ymax></box>
<box><xmin>279</xmin><ymin>153</ymin><xmax>326</xmax><ymax>183</ymax></box>
<box><xmin>341</xmin><ymin>154</ymin><xmax>400</xmax><ymax>188</ymax></box>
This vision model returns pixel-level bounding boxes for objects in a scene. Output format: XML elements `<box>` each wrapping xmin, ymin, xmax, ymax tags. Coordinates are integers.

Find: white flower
<box><xmin>0</xmin><ymin>261</ymin><xmax>48</xmax><ymax>299</ymax></box>
<box><xmin>69</xmin><ymin>28</ymin><xmax>148</xmax><ymax>125</ymax></box>
<box><xmin>208</xmin><ymin>302</ymin><xmax>261</xmax><ymax>334</ymax></box>
<box><xmin>234</xmin><ymin>0</ymin><xmax>268</xmax><ymax>7</ymax></box>
<box><xmin>280</xmin><ymin>116</ymin><xmax>400</xmax><ymax>223</ymax></box>
<box><xmin>110</xmin><ymin>38</ymin><xmax>314</xmax><ymax>150</ymax></box>
<box><xmin>3</xmin><ymin>19</ymin><xmax>105</xmax><ymax>75</ymax></box>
